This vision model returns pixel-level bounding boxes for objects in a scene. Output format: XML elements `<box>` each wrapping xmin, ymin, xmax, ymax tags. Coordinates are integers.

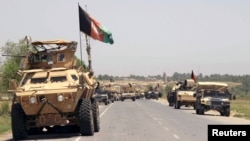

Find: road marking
<box><xmin>157</xmin><ymin>121</ymin><xmax>162</xmax><ymax>125</ymax></box>
<box><xmin>100</xmin><ymin>103</ymin><xmax>113</xmax><ymax>117</ymax></box>
<box><xmin>173</xmin><ymin>134</ymin><xmax>180</xmax><ymax>139</ymax></box>
<box><xmin>75</xmin><ymin>136</ymin><xmax>81</xmax><ymax>141</ymax></box>
<box><xmin>74</xmin><ymin>103</ymin><xmax>113</xmax><ymax>141</ymax></box>
<box><xmin>163</xmin><ymin>127</ymin><xmax>169</xmax><ymax>131</ymax></box>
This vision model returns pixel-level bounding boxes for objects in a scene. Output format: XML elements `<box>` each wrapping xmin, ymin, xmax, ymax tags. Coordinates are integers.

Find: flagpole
<box><xmin>78</xmin><ymin>3</ymin><xmax>83</xmax><ymax>67</ymax></box>
<box><xmin>85</xmin><ymin>4</ymin><xmax>92</xmax><ymax>71</ymax></box>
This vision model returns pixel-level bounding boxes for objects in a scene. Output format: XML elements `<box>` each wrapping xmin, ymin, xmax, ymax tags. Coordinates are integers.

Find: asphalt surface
<box><xmin>1</xmin><ymin>98</ymin><xmax>250</xmax><ymax>141</ymax></box>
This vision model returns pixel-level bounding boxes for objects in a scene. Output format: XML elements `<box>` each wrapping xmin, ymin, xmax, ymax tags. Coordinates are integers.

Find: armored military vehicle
<box><xmin>94</xmin><ymin>85</ymin><xmax>110</xmax><ymax>105</ymax></box>
<box><xmin>145</xmin><ymin>84</ymin><xmax>162</xmax><ymax>100</ymax></box>
<box><xmin>8</xmin><ymin>40</ymin><xmax>100</xmax><ymax>140</ymax></box>
<box><xmin>167</xmin><ymin>81</ymin><xmax>182</xmax><ymax>107</ymax></box>
<box><xmin>120</xmin><ymin>83</ymin><xmax>136</xmax><ymax>101</ymax></box>
<box><xmin>194</xmin><ymin>82</ymin><xmax>232</xmax><ymax>116</ymax></box>
<box><xmin>174</xmin><ymin>79</ymin><xmax>197</xmax><ymax>109</ymax></box>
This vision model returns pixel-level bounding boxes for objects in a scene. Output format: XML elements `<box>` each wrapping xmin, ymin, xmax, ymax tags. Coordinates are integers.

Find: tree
<box><xmin>0</xmin><ymin>39</ymin><xmax>27</xmax><ymax>91</ymax></box>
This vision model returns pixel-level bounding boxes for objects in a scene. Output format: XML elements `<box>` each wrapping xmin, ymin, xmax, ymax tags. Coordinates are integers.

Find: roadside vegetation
<box><xmin>0</xmin><ymin>101</ymin><xmax>11</xmax><ymax>134</ymax></box>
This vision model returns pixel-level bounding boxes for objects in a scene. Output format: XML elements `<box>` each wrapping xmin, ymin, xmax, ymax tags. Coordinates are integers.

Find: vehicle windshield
<box><xmin>204</xmin><ymin>91</ymin><xmax>231</xmax><ymax>98</ymax></box>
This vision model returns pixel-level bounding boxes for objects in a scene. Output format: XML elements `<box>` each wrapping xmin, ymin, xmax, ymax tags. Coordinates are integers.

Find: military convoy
<box><xmin>194</xmin><ymin>82</ymin><xmax>232</xmax><ymax>116</ymax></box>
<box><xmin>167</xmin><ymin>78</ymin><xmax>234</xmax><ymax>117</ymax></box>
<box><xmin>8</xmin><ymin>40</ymin><xmax>100</xmax><ymax>140</ymax></box>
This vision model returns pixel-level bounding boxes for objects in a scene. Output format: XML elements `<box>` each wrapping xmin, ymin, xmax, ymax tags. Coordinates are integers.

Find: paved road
<box><xmin>1</xmin><ymin>98</ymin><xmax>250</xmax><ymax>141</ymax></box>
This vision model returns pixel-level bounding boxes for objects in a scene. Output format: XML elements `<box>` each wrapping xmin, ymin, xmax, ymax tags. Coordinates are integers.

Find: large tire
<box><xmin>196</xmin><ymin>109</ymin><xmax>199</xmax><ymax>114</ymax></box>
<box><xmin>175</xmin><ymin>100</ymin><xmax>180</xmax><ymax>109</ymax></box>
<box><xmin>11</xmin><ymin>103</ymin><xmax>28</xmax><ymax>140</ymax></box>
<box><xmin>199</xmin><ymin>106</ymin><xmax>205</xmax><ymax>115</ymax></box>
<box><xmin>223</xmin><ymin>106</ymin><xmax>230</xmax><ymax>117</ymax></box>
<box><xmin>78</xmin><ymin>99</ymin><xmax>94</xmax><ymax>136</ymax></box>
<box><xmin>132</xmin><ymin>97</ymin><xmax>136</xmax><ymax>101</ymax></box>
<box><xmin>92</xmin><ymin>99</ymin><xmax>100</xmax><ymax>132</ymax></box>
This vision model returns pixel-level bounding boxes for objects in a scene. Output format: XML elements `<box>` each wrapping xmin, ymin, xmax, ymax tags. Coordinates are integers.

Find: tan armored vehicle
<box><xmin>174</xmin><ymin>79</ymin><xmax>197</xmax><ymax>109</ymax></box>
<box><xmin>194</xmin><ymin>82</ymin><xmax>232</xmax><ymax>116</ymax></box>
<box><xmin>94</xmin><ymin>84</ymin><xmax>110</xmax><ymax>105</ymax></box>
<box><xmin>120</xmin><ymin>83</ymin><xmax>136</xmax><ymax>101</ymax></box>
<box><xmin>167</xmin><ymin>81</ymin><xmax>182</xmax><ymax>107</ymax></box>
<box><xmin>8</xmin><ymin>40</ymin><xmax>100</xmax><ymax>140</ymax></box>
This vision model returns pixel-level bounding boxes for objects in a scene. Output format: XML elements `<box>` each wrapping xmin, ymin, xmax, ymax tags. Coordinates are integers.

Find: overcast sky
<box><xmin>1</xmin><ymin>0</ymin><xmax>250</xmax><ymax>77</ymax></box>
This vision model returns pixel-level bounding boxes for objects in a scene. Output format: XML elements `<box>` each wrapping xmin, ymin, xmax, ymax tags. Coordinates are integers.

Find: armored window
<box><xmin>57</xmin><ymin>53</ymin><xmax>65</xmax><ymax>62</ymax></box>
<box><xmin>31</xmin><ymin>78</ymin><xmax>47</xmax><ymax>84</ymax></box>
<box><xmin>51</xmin><ymin>76</ymin><xmax>67</xmax><ymax>83</ymax></box>
<box><xmin>41</xmin><ymin>54</ymin><xmax>47</xmax><ymax>62</ymax></box>
<box><xmin>34</xmin><ymin>54</ymin><xmax>40</xmax><ymax>62</ymax></box>
<box><xmin>71</xmin><ymin>74</ymin><xmax>78</xmax><ymax>81</ymax></box>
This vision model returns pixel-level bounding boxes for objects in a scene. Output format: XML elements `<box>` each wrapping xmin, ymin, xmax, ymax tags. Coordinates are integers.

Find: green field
<box><xmin>230</xmin><ymin>98</ymin><xmax>250</xmax><ymax>120</ymax></box>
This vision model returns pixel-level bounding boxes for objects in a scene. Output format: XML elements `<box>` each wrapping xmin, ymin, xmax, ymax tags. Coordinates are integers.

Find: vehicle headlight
<box><xmin>57</xmin><ymin>95</ymin><xmax>64</xmax><ymax>102</ymax></box>
<box><xmin>29</xmin><ymin>96</ymin><xmax>37</xmax><ymax>104</ymax></box>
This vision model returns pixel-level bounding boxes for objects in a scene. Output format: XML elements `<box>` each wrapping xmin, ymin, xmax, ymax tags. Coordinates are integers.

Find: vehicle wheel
<box><xmin>105</xmin><ymin>100</ymin><xmax>108</xmax><ymax>105</ymax></box>
<box><xmin>28</xmin><ymin>127</ymin><xmax>43</xmax><ymax>135</ymax></box>
<box><xmin>175</xmin><ymin>101</ymin><xmax>180</xmax><ymax>109</ymax></box>
<box><xmin>199</xmin><ymin>107</ymin><xmax>205</xmax><ymax>115</ymax></box>
<box><xmin>196</xmin><ymin>109</ymin><xmax>199</xmax><ymax>114</ymax></box>
<box><xmin>78</xmin><ymin>99</ymin><xmax>94</xmax><ymax>136</ymax></box>
<box><xmin>223</xmin><ymin>107</ymin><xmax>230</xmax><ymax>117</ymax></box>
<box><xmin>92</xmin><ymin>99</ymin><xmax>100</xmax><ymax>132</ymax></box>
<box><xmin>11</xmin><ymin>103</ymin><xmax>28</xmax><ymax>140</ymax></box>
<box><xmin>169</xmin><ymin>102</ymin><xmax>173</xmax><ymax>107</ymax></box>
<box><xmin>132</xmin><ymin>97</ymin><xmax>136</xmax><ymax>101</ymax></box>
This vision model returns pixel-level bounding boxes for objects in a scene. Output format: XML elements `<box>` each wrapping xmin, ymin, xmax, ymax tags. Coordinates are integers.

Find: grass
<box><xmin>0</xmin><ymin>101</ymin><xmax>11</xmax><ymax>134</ymax></box>
<box><xmin>0</xmin><ymin>115</ymin><xmax>11</xmax><ymax>134</ymax></box>
<box><xmin>231</xmin><ymin>97</ymin><xmax>250</xmax><ymax>120</ymax></box>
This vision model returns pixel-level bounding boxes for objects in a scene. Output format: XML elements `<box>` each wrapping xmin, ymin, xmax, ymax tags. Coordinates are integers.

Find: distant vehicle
<box><xmin>120</xmin><ymin>83</ymin><xmax>136</xmax><ymax>101</ymax></box>
<box><xmin>194</xmin><ymin>82</ymin><xmax>233</xmax><ymax>116</ymax></box>
<box><xmin>174</xmin><ymin>79</ymin><xmax>197</xmax><ymax>109</ymax></box>
<box><xmin>145</xmin><ymin>84</ymin><xmax>162</xmax><ymax>100</ymax></box>
<box><xmin>94</xmin><ymin>87</ymin><xmax>110</xmax><ymax>105</ymax></box>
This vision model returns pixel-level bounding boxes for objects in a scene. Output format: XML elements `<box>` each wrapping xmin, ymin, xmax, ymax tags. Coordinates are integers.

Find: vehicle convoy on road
<box><xmin>8</xmin><ymin>40</ymin><xmax>100</xmax><ymax>140</ymax></box>
<box><xmin>174</xmin><ymin>79</ymin><xmax>197</xmax><ymax>109</ymax></box>
<box><xmin>120</xmin><ymin>83</ymin><xmax>136</xmax><ymax>101</ymax></box>
<box><xmin>193</xmin><ymin>82</ymin><xmax>233</xmax><ymax>116</ymax></box>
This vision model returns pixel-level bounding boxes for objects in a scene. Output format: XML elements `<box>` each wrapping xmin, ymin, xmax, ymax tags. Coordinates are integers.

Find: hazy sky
<box><xmin>1</xmin><ymin>0</ymin><xmax>250</xmax><ymax>77</ymax></box>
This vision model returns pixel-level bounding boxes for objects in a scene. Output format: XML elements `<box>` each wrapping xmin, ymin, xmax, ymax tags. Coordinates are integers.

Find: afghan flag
<box><xmin>78</xmin><ymin>5</ymin><xmax>114</xmax><ymax>44</ymax></box>
<box><xmin>191</xmin><ymin>70</ymin><xmax>197</xmax><ymax>82</ymax></box>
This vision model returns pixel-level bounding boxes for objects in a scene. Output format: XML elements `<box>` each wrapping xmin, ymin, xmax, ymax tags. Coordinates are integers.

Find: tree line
<box><xmin>1</xmin><ymin>39</ymin><xmax>250</xmax><ymax>97</ymax></box>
